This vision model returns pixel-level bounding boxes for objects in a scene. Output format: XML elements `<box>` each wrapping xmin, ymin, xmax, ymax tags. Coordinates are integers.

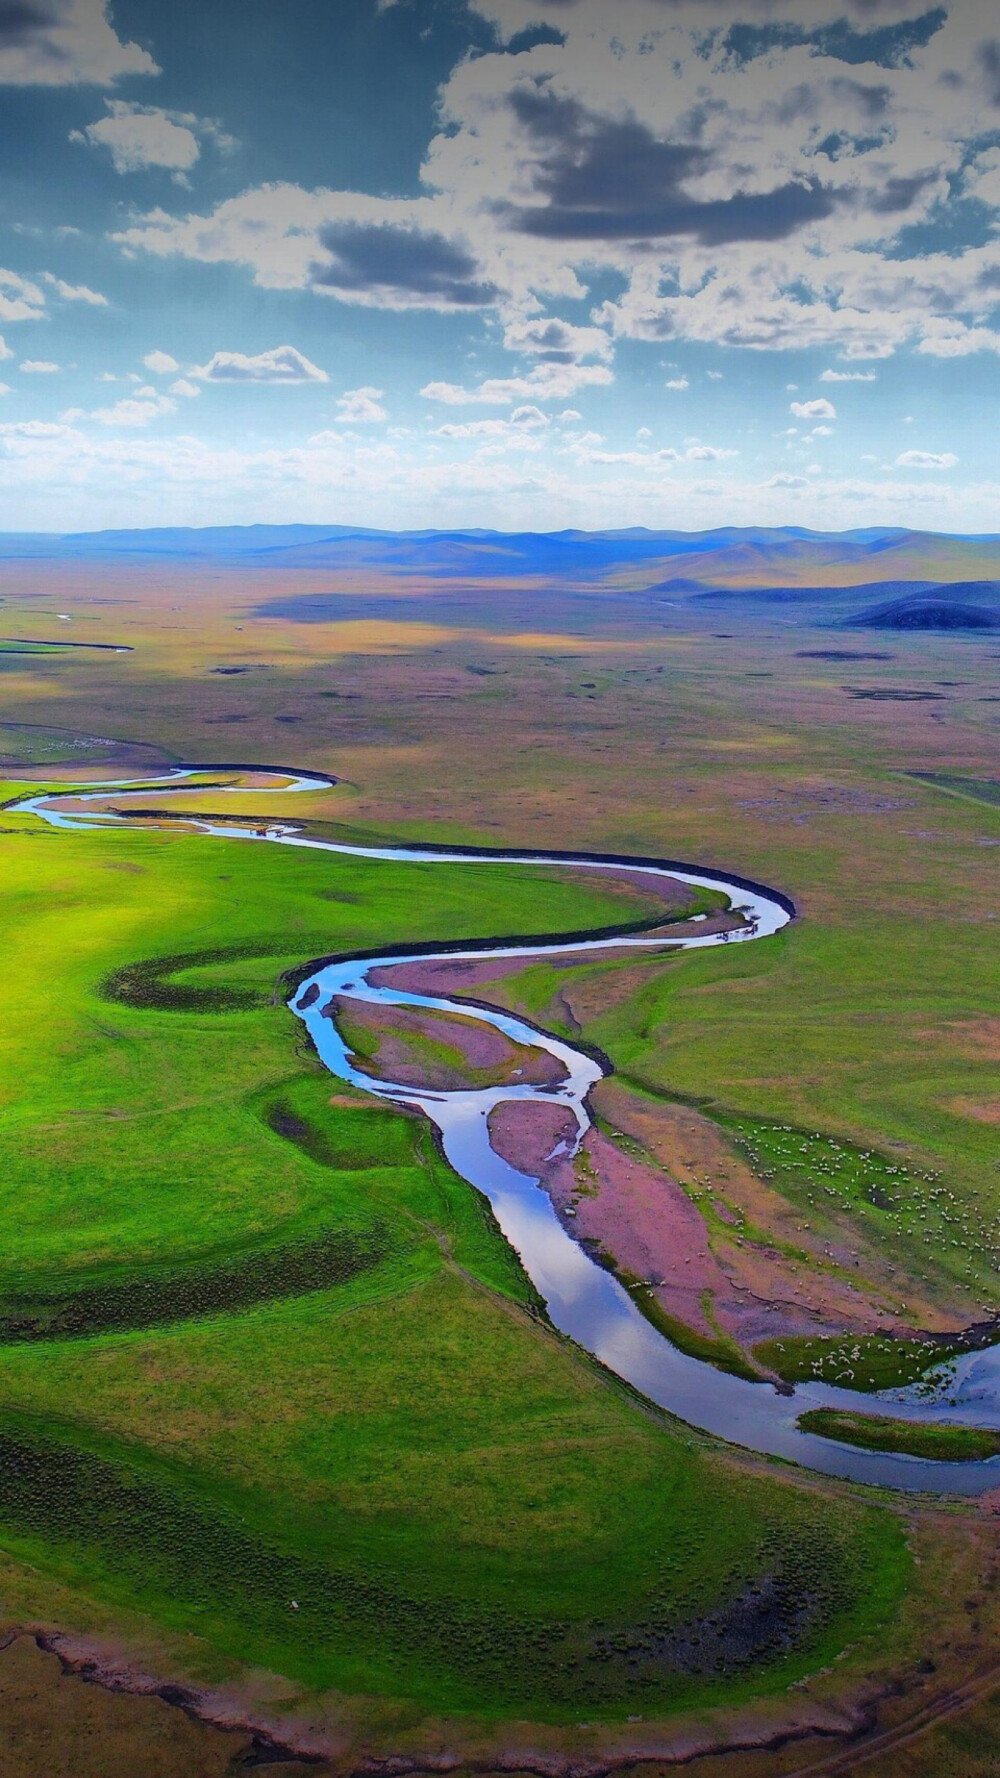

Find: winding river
<box><xmin>15</xmin><ymin>765</ymin><xmax>1000</xmax><ymax>1495</ymax></box>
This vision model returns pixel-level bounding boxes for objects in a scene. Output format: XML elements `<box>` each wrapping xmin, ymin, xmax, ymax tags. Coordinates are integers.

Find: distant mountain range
<box><xmin>2</xmin><ymin>522</ymin><xmax>999</xmax><ymax>585</ymax></box>
<box><xmin>3</xmin><ymin>524</ymin><xmax>999</xmax><ymax>633</ymax></box>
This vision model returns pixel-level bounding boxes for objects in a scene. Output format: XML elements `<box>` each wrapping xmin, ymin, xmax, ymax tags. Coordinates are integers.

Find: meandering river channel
<box><xmin>16</xmin><ymin>765</ymin><xmax>1000</xmax><ymax>1495</ymax></box>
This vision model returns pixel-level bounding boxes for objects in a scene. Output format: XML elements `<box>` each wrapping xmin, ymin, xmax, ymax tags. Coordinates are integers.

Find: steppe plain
<box><xmin>0</xmin><ymin>525</ymin><xmax>999</xmax><ymax>1776</ymax></box>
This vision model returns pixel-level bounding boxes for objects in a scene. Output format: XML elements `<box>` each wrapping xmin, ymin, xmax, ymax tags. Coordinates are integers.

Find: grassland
<box><xmin>0</xmin><ymin>553</ymin><xmax>997</xmax><ymax>1762</ymax></box>
<box><xmin>0</xmin><ymin>777</ymin><xmax>912</xmax><ymax>1737</ymax></box>
<box><xmin>753</xmin><ymin>1332</ymin><xmax>967</xmax><ymax>1393</ymax></box>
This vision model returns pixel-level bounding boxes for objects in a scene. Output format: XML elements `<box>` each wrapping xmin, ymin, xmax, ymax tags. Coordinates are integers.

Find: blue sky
<box><xmin>1</xmin><ymin>0</ymin><xmax>999</xmax><ymax>532</ymax></box>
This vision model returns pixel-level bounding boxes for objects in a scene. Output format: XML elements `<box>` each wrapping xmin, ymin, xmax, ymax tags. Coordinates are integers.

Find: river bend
<box><xmin>16</xmin><ymin>766</ymin><xmax>1000</xmax><ymax>1495</ymax></box>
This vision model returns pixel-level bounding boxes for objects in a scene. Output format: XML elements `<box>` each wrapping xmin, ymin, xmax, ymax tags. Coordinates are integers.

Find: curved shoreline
<box><xmin>14</xmin><ymin>764</ymin><xmax>1000</xmax><ymax>1494</ymax></box>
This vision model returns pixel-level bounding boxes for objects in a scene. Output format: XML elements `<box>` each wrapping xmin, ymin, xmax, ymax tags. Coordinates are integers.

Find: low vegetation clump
<box><xmin>798</xmin><ymin>1409</ymin><xmax>1000</xmax><ymax>1463</ymax></box>
<box><xmin>906</xmin><ymin>772</ymin><xmax>1000</xmax><ymax>811</ymax></box>
<box><xmin>0</xmin><ymin>1224</ymin><xmax>386</xmax><ymax>1343</ymax></box>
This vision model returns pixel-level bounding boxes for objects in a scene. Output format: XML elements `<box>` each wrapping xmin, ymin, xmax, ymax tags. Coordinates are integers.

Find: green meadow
<box><xmin>491</xmin><ymin>867</ymin><xmax>1000</xmax><ymax>1318</ymax></box>
<box><xmin>0</xmin><ymin>781</ymin><xmax>908</xmax><ymax>1722</ymax></box>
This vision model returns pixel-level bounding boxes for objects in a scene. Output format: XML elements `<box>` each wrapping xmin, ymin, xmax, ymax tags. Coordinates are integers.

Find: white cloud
<box><xmin>114</xmin><ymin>189</ymin><xmax>507</xmax><ymax>312</ymax></box>
<box><xmin>915</xmin><ymin>323</ymin><xmax>1000</xmax><ymax>359</ymax></box>
<box><xmin>768</xmin><ymin>473</ymin><xmax>810</xmax><ymax>489</ymax></box>
<box><xmin>91</xmin><ymin>392</ymin><xmax>176</xmax><ymax>427</ymax></box>
<box><xmin>99</xmin><ymin>0</ymin><xmax>1000</xmax><ymax>390</ymax></box>
<box><xmin>73</xmin><ymin>101</ymin><xmax>235</xmax><ymax>175</ymax></box>
<box><xmin>665</xmin><ymin>377</ymin><xmax>689</xmax><ymax>391</ymax></box>
<box><xmin>572</xmin><ymin>439</ymin><xmax>736</xmax><ymax>466</ymax></box>
<box><xmin>336</xmin><ymin>385</ymin><xmax>387</xmax><ymax>423</ymax></box>
<box><xmin>895</xmin><ymin>449</ymin><xmax>958</xmax><ymax>469</ymax></box>
<box><xmin>20</xmin><ymin>360</ymin><xmax>59</xmax><ymax>373</ymax></box>
<box><xmin>7</xmin><ymin>0</ymin><xmax>1000</xmax><ymax>529</ymax></box>
<box><xmin>685</xmin><ymin>443</ymin><xmax>736</xmax><ymax>462</ymax></box>
<box><xmin>0</xmin><ymin>269</ymin><xmax>46</xmax><ymax>323</ymax></box>
<box><xmin>72</xmin><ymin>101</ymin><xmax>204</xmax><ymax>173</ymax></box>
<box><xmin>144</xmin><ymin>349</ymin><xmax>179</xmax><ymax>374</ymax></box>
<box><xmin>502</xmin><ymin>316</ymin><xmax>612</xmax><ymax>363</ymax></box>
<box><xmin>42</xmin><ymin>273</ymin><xmax>107</xmax><ymax>305</ymax></box>
<box><xmin>0</xmin><ymin>337</ymin><xmax>14</xmax><ymax>362</ymax></box>
<box><xmin>1</xmin><ymin>415</ymin><xmax>999</xmax><ymax>536</ymax></box>
<box><xmin>790</xmin><ymin>398</ymin><xmax>837</xmax><ymax>421</ymax></box>
<box><xmin>0</xmin><ymin>0</ymin><xmax>157</xmax><ymax>87</ymax></box>
<box><xmin>169</xmin><ymin>378</ymin><xmax>201</xmax><ymax>399</ymax></box>
<box><xmin>194</xmin><ymin>346</ymin><xmax>328</xmax><ymax>385</ymax></box>
<box><xmin>421</xmin><ymin>362</ymin><xmax>613</xmax><ymax>405</ymax></box>
<box><xmin>0</xmin><ymin>419</ymin><xmax>82</xmax><ymax>438</ymax></box>
<box><xmin>436</xmin><ymin>404</ymin><xmax>550</xmax><ymax>439</ymax></box>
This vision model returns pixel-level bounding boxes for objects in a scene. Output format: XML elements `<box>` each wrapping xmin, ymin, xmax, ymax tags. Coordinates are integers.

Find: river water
<box><xmin>16</xmin><ymin>765</ymin><xmax>1000</xmax><ymax>1494</ymax></box>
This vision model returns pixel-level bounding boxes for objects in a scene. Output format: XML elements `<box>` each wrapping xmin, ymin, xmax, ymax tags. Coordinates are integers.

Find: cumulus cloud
<box><xmin>436</xmin><ymin>404</ymin><xmax>550</xmax><ymax>439</ymax></box>
<box><xmin>895</xmin><ymin>448</ymin><xmax>958</xmax><ymax>468</ymax></box>
<box><xmin>91</xmin><ymin>391</ymin><xmax>175</xmax><ymax>426</ymax></box>
<box><xmin>114</xmin><ymin>189</ymin><xmax>508</xmax><ymax>311</ymax></box>
<box><xmin>0</xmin><ymin>268</ymin><xmax>45</xmax><ymax>322</ymax></box>
<box><xmin>336</xmin><ymin>385</ymin><xmax>387</xmax><ymax>423</ymax></box>
<box><xmin>194</xmin><ymin>346</ymin><xmax>328</xmax><ymax>384</ymax></box>
<box><xmin>572</xmin><ymin>439</ymin><xmax>736</xmax><ymax>465</ymax></box>
<box><xmin>72</xmin><ymin>102</ymin><xmax>197</xmax><ymax>172</ymax></box>
<box><xmin>915</xmin><ymin>321</ymin><xmax>1000</xmax><ymax>357</ymax></box>
<box><xmin>20</xmin><ymin>359</ymin><xmax>59</xmax><ymax>372</ymax></box>
<box><xmin>422</xmin><ymin>362</ymin><xmax>613</xmax><ymax>405</ymax></box>
<box><xmin>790</xmin><ymin>397</ymin><xmax>836</xmax><ymax>420</ymax></box>
<box><xmin>502</xmin><ymin>316</ymin><xmax>612</xmax><ymax>362</ymax></box>
<box><xmin>1</xmin><ymin>410</ymin><xmax>998</xmax><ymax>535</ymax></box>
<box><xmin>0</xmin><ymin>0</ymin><xmax>157</xmax><ymax>86</ymax></box>
<box><xmin>493</xmin><ymin>84</ymin><xmax>837</xmax><ymax>246</ymax></box>
<box><xmin>41</xmin><ymin>272</ymin><xmax>107</xmax><ymax>304</ymax></box>
<box><xmin>0</xmin><ymin>418</ymin><xmax>81</xmax><ymax>437</ymax></box>
<box><xmin>143</xmin><ymin>349</ymin><xmax>179</xmax><ymax>374</ymax></box>
<box><xmin>19</xmin><ymin>0</ymin><xmax>997</xmax><ymax>523</ymax></box>
<box><xmin>466</xmin><ymin>2</ymin><xmax>943</xmax><ymax>43</ymax></box>
<box><xmin>108</xmin><ymin>1</ymin><xmax>1000</xmax><ymax>377</ymax></box>
<box><xmin>71</xmin><ymin>101</ymin><xmax>233</xmax><ymax>173</ymax></box>
<box><xmin>311</xmin><ymin>219</ymin><xmax>501</xmax><ymax>310</ymax></box>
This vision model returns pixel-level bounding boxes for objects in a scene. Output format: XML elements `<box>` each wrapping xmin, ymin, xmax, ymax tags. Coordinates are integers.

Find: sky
<box><xmin>1</xmin><ymin>0</ymin><xmax>1000</xmax><ymax>533</ymax></box>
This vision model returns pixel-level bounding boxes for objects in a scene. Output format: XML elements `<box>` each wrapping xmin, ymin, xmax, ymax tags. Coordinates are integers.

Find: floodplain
<box><xmin>0</xmin><ymin>526</ymin><xmax>998</xmax><ymax>1773</ymax></box>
